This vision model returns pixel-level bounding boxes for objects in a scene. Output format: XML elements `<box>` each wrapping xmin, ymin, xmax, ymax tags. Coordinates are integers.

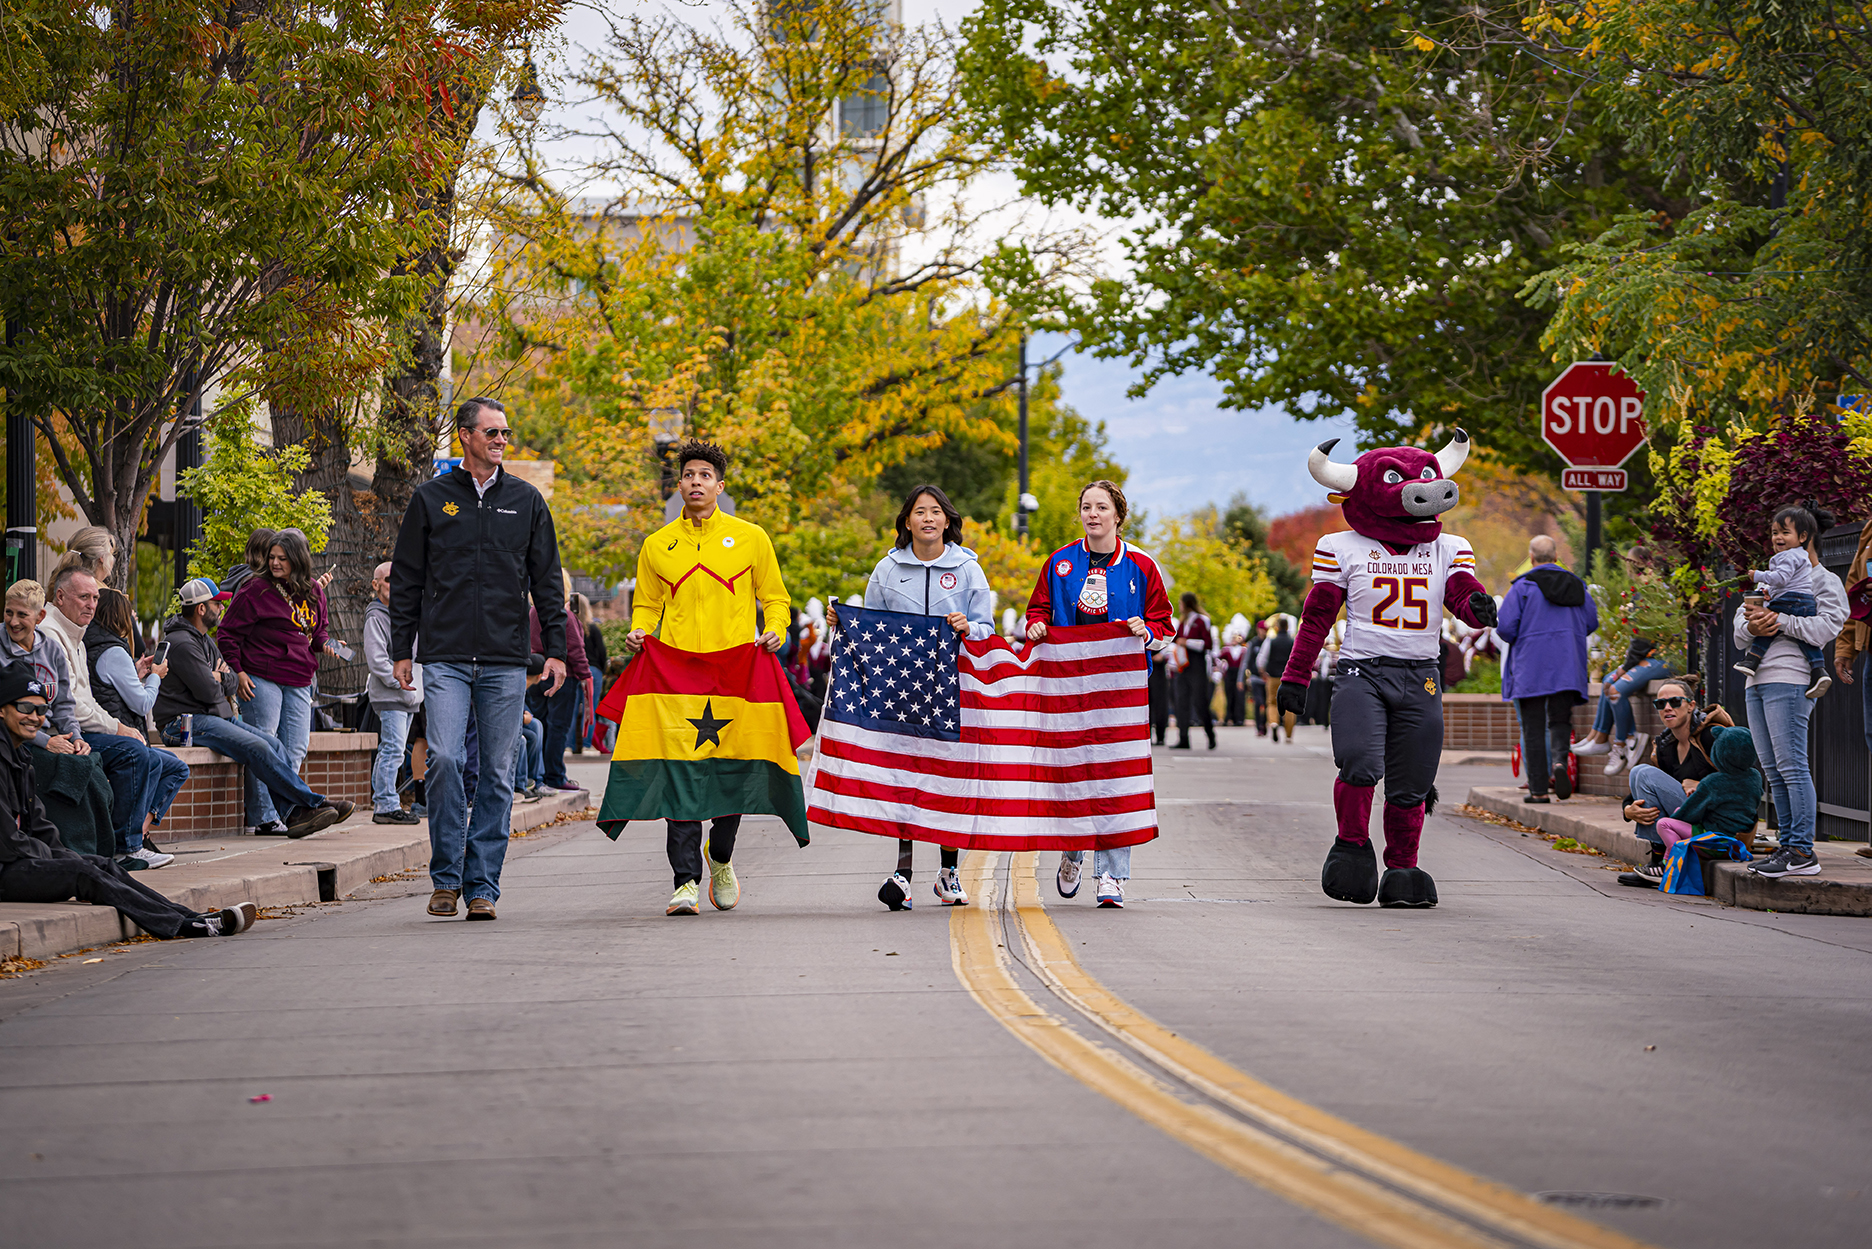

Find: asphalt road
<box><xmin>3</xmin><ymin>729</ymin><xmax>1868</xmax><ymax>1249</ymax></box>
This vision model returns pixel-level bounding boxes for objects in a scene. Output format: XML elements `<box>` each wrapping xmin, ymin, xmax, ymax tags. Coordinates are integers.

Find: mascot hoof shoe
<box><xmin>1378</xmin><ymin>868</ymin><xmax>1438</xmax><ymax>909</ymax></box>
<box><xmin>1321</xmin><ymin>838</ymin><xmax>1379</xmax><ymax>905</ymax></box>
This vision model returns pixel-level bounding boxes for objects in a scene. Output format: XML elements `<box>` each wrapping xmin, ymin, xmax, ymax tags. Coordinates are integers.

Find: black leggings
<box><xmin>1517</xmin><ymin>693</ymin><xmax>1579</xmax><ymax>795</ymax></box>
<box><xmin>895</xmin><ymin>840</ymin><xmax>958</xmax><ymax>880</ymax></box>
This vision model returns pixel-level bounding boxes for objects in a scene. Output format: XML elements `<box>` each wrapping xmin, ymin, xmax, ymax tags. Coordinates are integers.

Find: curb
<box><xmin>0</xmin><ymin>788</ymin><xmax>591</xmax><ymax>963</ymax></box>
<box><xmin>1463</xmin><ymin>786</ymin><xmax>1872</xmax><ymax>918</ymax></box>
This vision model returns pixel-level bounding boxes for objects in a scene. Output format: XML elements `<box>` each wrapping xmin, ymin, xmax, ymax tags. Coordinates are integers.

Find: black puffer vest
<box><xmin>83</xmin><ymin>623</ymin><xmax>137</xmax><ymax>729</ymax></box>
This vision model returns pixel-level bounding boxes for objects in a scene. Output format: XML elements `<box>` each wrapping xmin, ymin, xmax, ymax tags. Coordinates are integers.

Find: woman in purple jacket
<box><xmin>1495</xmin><ymin>535</ymin><xmax>1598</xmax><ymax>804</ymax></box>
<box><xmin>217</xmin><ymin>528</ymin><xmax>329</xmax><ymax>773</ymax></box>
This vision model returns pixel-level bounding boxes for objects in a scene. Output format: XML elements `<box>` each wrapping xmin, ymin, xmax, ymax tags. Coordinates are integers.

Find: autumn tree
<box><xmin>468</xmin><ymin>0</ymin><xmax>1088</xmax><ymax>585</ymax></box>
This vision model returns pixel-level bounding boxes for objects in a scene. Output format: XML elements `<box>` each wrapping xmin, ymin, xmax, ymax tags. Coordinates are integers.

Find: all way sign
<box><xmin>1542</xmin><ymin>362</ymin><xmax>1648</xmax><ymax>480</ymax></box>
<box><xmin>1561</xmin><ymin>467</ymin><xmax>1628</xmax><ymax>492</ymax></box>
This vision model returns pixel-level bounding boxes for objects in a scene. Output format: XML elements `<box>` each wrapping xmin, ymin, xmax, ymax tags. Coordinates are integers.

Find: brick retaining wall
<box><xmin>155</xmin><ymin>731</ymin><xmax>378</xmax><ymax>842</ymax></box>
<box><xmin>1442</xmin><ymin>684</ymin><xmax>1675</xmax><ymax>799</ymax></box>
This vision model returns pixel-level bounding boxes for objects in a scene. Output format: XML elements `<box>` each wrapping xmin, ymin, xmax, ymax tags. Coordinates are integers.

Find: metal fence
<box><xmin>1691</xmin><ymin>520</ymin><xmax>1869</xmax><ymax>842</ymax></box>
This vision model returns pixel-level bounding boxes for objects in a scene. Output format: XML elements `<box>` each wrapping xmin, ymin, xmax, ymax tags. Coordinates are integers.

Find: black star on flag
<box><xmin>687</xmin><ymin>699</ymin><xmax>732</xmax><ymax>749</ymax></box>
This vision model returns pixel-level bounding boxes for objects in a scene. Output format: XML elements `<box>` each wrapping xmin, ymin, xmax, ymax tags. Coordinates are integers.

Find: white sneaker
<box><xmin>127</xmin><ymin>846</ymin><xmax>174</xmax><ymax>869</ymax></box>
<box><xmin>878</xmin><ymin>872</ymin><xmax>912</xmax><ymax>911</ymax></box>
<box><xmin>1603</xmin><ymin>741</ymin><xmax>1628</xmax><ymax>776</ymax></box>
<box><xmin>1627</xmin><ymin>733</ymin><xmax>1650</xmax><ymax>767</ymax></box>
<box><xmin>1571</xmin><ymin>737</ymin><xmax>1612</xmax><ymax>756</ymax></box>
<box><xmin>1095</xmin><ymin>873</ymin><xmax>1125</xmax><ymax>908</ymax></box>
<box><xmin>1056</xmin><ymin>855</ymin><xmax>1082</xmax><ymax>898</ymax></box>
<box><xmin>933</xmin><ymin>866</ymin><xmax>968</xmax><ymax>907</ymax></box>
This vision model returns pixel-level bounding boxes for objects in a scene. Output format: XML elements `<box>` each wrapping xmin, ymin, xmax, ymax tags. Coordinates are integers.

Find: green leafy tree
<box><xmin>1144</xmin><ymin>514</ymin><xmax>1278</xmax><ymax>626</ymax></box>
<box><xmin>1009</xmin><ymin>375</ymin><xmax>1129</xmax><ymax>555</ymax></box>
<box><xmin>961</xmin><ymin>0</ymin><xmax>1650</xmax><ymax>480</ymax></box>
<box><xmin>177</xmin><ymin>407</ymin><xmax>333</xmax><ymax>587</ymax></box>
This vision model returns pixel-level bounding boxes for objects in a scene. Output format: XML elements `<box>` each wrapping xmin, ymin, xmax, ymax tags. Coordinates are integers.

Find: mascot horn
<box><xmin>1277</xmin><ymin>429</ymin><xmax>1496</xmax><ymax>908</ymax></box>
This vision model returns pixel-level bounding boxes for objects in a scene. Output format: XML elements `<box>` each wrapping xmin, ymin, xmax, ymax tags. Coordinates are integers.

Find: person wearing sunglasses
<box><xmin>0</xmin><ymin>661</ymin><xmax>255</xmax><ymax>938</ymax></box>
<box><xmin>1619</xmin><ymin>682</ymin><xmax>1733</xmax><ymax>884</ymax></box>
<box><xmin>389</xmin><ymin>396</ymin><xmax>569</xmax><ymax>922</ymax></box>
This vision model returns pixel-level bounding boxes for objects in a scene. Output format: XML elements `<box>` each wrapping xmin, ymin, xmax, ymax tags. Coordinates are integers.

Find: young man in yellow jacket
<box><xmin>626</xmin><ymin>440</ymin><xmax>791</xmax><ymax>915</ymax></box>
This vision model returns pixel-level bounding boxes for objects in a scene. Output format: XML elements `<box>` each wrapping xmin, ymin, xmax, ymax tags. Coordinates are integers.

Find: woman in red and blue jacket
<box><xmin>1024</xmin><ymin>479</ymin><xmax>1173</xmax><ymax>909</ymax></box>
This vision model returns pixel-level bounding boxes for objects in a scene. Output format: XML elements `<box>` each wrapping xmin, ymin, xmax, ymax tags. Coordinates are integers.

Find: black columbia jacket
<box><xmin>389</xmin><ymin>465</ymin><xmax>568</xmax><ymax>666</ymax></box>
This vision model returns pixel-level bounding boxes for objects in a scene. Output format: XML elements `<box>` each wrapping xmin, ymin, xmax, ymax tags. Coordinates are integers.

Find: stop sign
<box><xmin>1541</xmin><ymin>362</ymin><xmax>1647</xmax><ymax>467</ymax></box>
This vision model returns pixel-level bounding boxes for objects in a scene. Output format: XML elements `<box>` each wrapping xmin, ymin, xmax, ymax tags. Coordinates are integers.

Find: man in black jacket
<box><xmin>389</xmin><ymin>396</ymin><xmax>568</xmax><ymax>922</ymax></box>
<box><xmin>0</xmin><ymin>661</ymin><xmax>254</xmax><ymax>938</ymax></box>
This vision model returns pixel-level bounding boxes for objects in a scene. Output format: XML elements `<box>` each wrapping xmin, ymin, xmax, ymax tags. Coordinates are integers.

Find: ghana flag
<box><xmin>594</xmin><ymin>639</ymin><xmax>812</xmax><ymax>845</ymax></box>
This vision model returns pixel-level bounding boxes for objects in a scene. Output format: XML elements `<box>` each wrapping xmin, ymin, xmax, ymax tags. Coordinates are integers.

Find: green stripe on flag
<box><xmin>597</xmin><ymin>757</ymin><xmax>810</xmax><ymax>846</ymax></box>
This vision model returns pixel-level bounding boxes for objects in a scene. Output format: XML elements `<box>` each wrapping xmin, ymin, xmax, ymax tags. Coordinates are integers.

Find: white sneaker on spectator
<box><xmin>1627</xmin><ymin>733</ymin><xmax>1650</xmax><ymax>767</ymax></box>
<box><xmin>127</xmin><ymin>846</ymin><xmax>174</xmax><ymax>869</ymax></box>
<box><xmin>1571</xmin><ymin>736</ymin><xmax>1612</xmax><ymax>756</ymax></box>
<box><xmin>1603</xmin><ymin>741</ymin><xmax>1628</xmax><ymax>776</ymax></box>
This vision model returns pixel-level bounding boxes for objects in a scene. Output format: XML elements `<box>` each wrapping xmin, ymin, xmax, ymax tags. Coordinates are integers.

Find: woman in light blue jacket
<box><xmin>844</xmin><ymin>484</ymin><xmax>994</xmax><ymax>911</ymax></box>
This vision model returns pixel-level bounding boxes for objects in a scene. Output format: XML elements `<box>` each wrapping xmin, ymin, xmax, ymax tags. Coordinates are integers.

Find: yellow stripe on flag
<box><xmin>610</xmin><ymin>693</ymin><xmax>802</xmax><ymax>774</ymax></box>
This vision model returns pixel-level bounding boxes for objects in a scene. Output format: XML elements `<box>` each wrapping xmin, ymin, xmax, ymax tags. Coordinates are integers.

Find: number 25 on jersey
<box><xmin>1370</xmin><ymin>576</ymin><xmax>1430</xmax><ymax>630</ymax></box>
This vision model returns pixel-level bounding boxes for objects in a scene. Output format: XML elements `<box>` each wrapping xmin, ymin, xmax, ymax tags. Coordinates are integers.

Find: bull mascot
<box><xmin>1276</xmin><ymin>430</ymin><xmax>1496</xmax><ymax>908</ymax></box>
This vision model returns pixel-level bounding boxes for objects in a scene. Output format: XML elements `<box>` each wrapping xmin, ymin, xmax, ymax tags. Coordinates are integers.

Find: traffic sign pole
<box><xmin>1584</xmin><ymin>491</ymin><xmax>1600</xmax><ymax>579</ymax></box>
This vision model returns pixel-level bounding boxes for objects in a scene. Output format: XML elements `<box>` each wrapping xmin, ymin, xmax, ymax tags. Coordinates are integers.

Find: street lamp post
<box><xmin>4</xmin><ymin>316</ymin><xmax>33</xmax><ymax>587</ymax></box>
<box><xmin>511</xmin><ymin>46</ymin><xmax>546</xmax><ymax>125</ymax></box>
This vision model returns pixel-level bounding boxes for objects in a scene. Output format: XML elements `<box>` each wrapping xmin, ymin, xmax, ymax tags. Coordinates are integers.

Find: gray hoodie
<box><xmin>0</xmin><ymin>625</ymin><xmax>81</xmax><ymax>746</ymax></box>
<box><xmin>364</xmin><ymin>599</ymin><xmax>422</xmax><ymax>710</ymax></box>
<box><xmin>862</xmin><ymin>544</ymin><xmax>995</xmax><ymax>640</ymax></box>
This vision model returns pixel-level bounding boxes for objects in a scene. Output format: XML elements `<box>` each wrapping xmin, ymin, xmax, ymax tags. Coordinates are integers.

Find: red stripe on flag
<box><xmin>960</xmin><ymin>686</ymin><xmax>1147</xmax><ymax>713</ymax></box>
<box><xmin>812</xmin><ymin>770</ymin><xmax>1157</xmax><ymax>819</ymax></box>
<box><xmin>963</xmin><ymin>650</ymin><xmax>1145</xmax><ymax>683</ymax></box>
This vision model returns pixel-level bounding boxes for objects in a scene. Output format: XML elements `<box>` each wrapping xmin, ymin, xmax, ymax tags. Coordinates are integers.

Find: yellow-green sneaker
<box><xmin>666</xmin><ymin>881</ymin><xmax>700</xmax><ymax>916</ymax></box>
<box><xmin>707</xmin><ymin>856</ymin><xmax>739</xmax><ymax>911</ymax></box>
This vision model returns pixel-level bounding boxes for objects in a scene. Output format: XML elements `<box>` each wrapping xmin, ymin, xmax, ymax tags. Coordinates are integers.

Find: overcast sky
<box><xmin>530</xmin><ymin>0</ymin><xmax>1348</xmax><ymax>519</ymax></box>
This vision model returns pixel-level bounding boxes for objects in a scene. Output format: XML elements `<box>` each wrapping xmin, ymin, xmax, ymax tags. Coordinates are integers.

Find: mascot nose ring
<box><xmin>1400</xmin><ymin>480</ymin><xmax>1460</xmax><ymax>517</ymax></box>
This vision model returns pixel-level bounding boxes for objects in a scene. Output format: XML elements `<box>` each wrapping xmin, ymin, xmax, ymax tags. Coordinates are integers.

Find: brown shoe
<box><xmin>465</xmin><ymin>897</ymin><xmax>496</xmax><ymax>921</ymax></box>
<box><xmin>427</xmin><ymin>889</ymin><xmax>459</xmax><ymax>917</ymax></box>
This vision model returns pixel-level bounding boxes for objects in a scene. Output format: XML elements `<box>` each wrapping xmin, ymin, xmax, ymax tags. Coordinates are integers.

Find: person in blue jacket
<box><xmin>1496</xmin><ymin>535</ymin><xmax>1598</xmax><ymax>804</ymax></box>
<box><xmin>1025</xmin><ymin>480</ymin><xmax>1174</xmax><ymax>908</ymax></box>
<box><xmin>839</xmin><ymin>484</ymin><xmax>994</xmax><ymax>911</ymax></box>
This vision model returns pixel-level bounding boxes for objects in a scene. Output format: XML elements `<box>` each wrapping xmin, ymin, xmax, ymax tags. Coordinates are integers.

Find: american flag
<box><xmin>806</xmin><ymin>605</ymin><xmax>1159</xmax><ymax>851</ymax></box>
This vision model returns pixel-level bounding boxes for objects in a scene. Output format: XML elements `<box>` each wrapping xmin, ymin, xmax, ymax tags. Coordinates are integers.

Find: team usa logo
<box><xmin>1055</xmin><ymin>560</ymin><xmax>1073</xmax><ymax>577</ymax></box>
<box><xmin>939</xmin><ymin>571</ymin><xmax>958</xmax><ymax>590</ymax></box>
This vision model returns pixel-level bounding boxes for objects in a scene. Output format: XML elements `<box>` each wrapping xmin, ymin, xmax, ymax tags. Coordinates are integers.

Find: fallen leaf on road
<box><xmin>81</xmin><ymin>958</ymin><xmax>103</xmax><ymax>964</ymax></box>
<box><xmin>249</xmin><ymin>1094</ymin><xmax>272</xmax><ymax>1103</ymax></box>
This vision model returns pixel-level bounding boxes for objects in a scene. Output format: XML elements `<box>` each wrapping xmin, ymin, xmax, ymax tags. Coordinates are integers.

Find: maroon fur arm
<box><xmin>1280</xmin><ymin>582</ymin><xmax>1347</xmax><ymax>686</ymax></box>
<box><xmin>1445</xmin><ymin>569</ymin><xmax>1494</xmax><ymax>628</ymax></box>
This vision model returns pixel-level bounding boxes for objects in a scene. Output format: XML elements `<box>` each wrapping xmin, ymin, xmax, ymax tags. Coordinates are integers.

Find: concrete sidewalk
<box><xmin>1465</xmin><ymin>785</ymin><xmax>1872</xmax><ymax>917</ymax></box>
<box><xmin>0</xmin><ymin>788</ymin><xmax>592</xmax><ymax>962</ymax></box>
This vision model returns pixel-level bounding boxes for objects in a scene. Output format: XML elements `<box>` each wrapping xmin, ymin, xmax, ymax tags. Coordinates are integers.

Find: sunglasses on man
<box><xmin>1651</xmin><ymin>696</ymin><xmax>1688</xmax><ymax>710</ymax></box>
<box><xmin>8</xmin><ymin>700</ymin><xmax>49</xmax><ymax>717</ymax></box>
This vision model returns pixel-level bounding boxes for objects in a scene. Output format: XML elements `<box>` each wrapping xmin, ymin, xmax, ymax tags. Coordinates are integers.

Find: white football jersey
<box><xmin>1310</xmin><ymin>531</ymin><xmax>1476</xmax><ymax>661</ymax></box>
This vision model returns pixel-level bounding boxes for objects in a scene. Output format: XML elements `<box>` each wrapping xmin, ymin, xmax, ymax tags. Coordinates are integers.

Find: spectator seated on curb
<box><xmin>39</xmin><ymin>564</ymin><xmax>181</xmax><ymax>869</ymax></box>
<box><xmin>1651</xmin><ymin>727</ymin><xmax>1764</xmax><ymax>897</ymax></box>
<box><xmin>1618</xmin><ymin>683</ymin><xmax>1733</xmax><ymax>885</ymax></box>
<box><xmin>86</xmin><ymin>586</ymin><xmax>189</xmax><ymax>855</ymax></box>
<box><xmin>1</xmin><ymin>581</ymin><xmax>125</xmax><ymax>859</ymax></box>
<box><xmin>0</xmin><ymin>661</ymin><xmax>255</xmax><ymax>938</ymax></box>
<box><xmin>153</xmin><ymin>578</ymin><xmax>354</xmax><ymax>839</ymax></box>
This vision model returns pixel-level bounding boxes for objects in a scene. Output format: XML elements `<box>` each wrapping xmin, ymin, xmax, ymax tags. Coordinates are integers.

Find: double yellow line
<box><xmin>950</xmin><ymin>852</ymin><xmax>1656</xmax><ymax>1249</ymax></box>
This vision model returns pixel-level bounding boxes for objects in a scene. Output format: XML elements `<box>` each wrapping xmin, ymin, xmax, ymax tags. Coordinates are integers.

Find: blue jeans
<box><xmin>1591</xmin><ymin>656</ymin><xmax>1672</xmax><ymax>741</ymax></box>
<box><xmin>1747</xmin><ymin>592</ymin><xmax>1825</xmax><ymax>669</ymax></box>
<box><xmin>423</xmin><ymin>662</ymin><xmax>526</xmax><ymax>902</ymax></box>
<box><xmin>1626</xmin><ymin>763</ymin><xmax>1689</xmax><ymax>847</ymax></box>
<box><xmin>1062</xmin><ymin>846</ymin><xmax>1132</xmax><ymax>878</ymax></box>
<box><xmin>372</xmin><ymin>707</ymin><xmax>413</xmax><ymax>814</ymax></box>
<box><xmin>81</xmin><ymin>732</ymin><xmax>186</xmax><ymax>853</ymax></box>
<box><xmin>243</xmin><ymin>675</ymin><xmax>313</xmax><ymax>770</ymax></box>
<box><xmin>514</xmin><ymin>715</ymin><xmax>544</xmax><ymax>787</ymax></box>
<box><xmin>140</xmin><ymin>747</ymin><xmax>190</xmax><ymax>834</ymax></box>
<box><xmin>1747</xmin><ymin>682</ymin><xmax>1814</xmax><ymax>854</ymax></box>
<box><xmin>178</xmin><ymin>713</ymin><xmax>328</xmax><ymax>825</ymax></box>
